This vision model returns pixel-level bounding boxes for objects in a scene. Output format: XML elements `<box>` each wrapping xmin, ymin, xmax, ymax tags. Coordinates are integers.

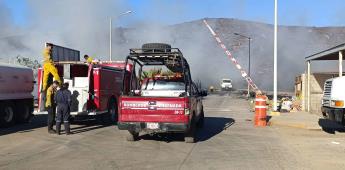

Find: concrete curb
<box><xmin>268</xmin><ymin>120</ymin><xmax>322</xmax><ymax>130</ymax></box>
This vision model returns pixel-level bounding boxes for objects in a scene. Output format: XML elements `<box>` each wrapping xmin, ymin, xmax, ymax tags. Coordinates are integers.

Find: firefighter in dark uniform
<box><xmin>54</xmin><ymin>82</ymin><xmax>72</xmax><ymax>135</ymax></box>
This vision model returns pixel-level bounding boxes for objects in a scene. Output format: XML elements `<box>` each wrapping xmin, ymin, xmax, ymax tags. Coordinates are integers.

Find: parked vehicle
<box><xmin>37</xmin><ymin>61</ymin><xmax>132</xmax><ymax>122</ymax></box>
<box><xmin>118</xmin><ymin>43</ymin><xmax>207</xmax><ymax>143</ymax></box>
<box><xmin>220</xmin><ymin>78</ymin><xmax>233</xmax><ymax>91</ymax></box>
<box><xmin>0</xmin><ymin>63</ymin><xmax>34</xmax><ymax>127</ymax></box>
<box><xmin>321</xmin><ymin>77</ymin><xmax>345</xmax><ymax>125</ymax></box>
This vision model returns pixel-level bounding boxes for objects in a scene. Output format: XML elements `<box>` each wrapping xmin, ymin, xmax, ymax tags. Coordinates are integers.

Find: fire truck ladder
<box><xmin>203</xmin><ymin>19</ymin><xmax>261</xmax><ymax>94</ymax></box>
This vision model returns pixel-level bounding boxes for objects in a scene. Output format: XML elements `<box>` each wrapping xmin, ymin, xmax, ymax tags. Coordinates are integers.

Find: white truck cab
<box><xmin>220</xmin><ymin>78</ymin><xmax>233</xmax><ymax>91</ymax></box>
<box><xmin>321</xmin><ymin>76</ymin><xmax>345</xmax><ymax>124</ymax></box>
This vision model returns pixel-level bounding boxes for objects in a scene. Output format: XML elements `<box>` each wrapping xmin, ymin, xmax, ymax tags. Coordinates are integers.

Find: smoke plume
<box><xmin>0</xmin><ymin>1</ymin><xmax>344</xmax><ymax>92</ymax></box>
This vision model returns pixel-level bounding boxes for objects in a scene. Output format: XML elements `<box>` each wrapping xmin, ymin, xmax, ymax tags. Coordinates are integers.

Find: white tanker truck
<box><xmin>0</xmin><ymin>63</ymin><xmax>35</xmax><ymax>127</ymax></box>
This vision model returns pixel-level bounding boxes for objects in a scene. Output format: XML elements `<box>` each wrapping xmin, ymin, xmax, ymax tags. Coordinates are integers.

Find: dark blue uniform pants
<box><xmin>55</xmin><ymin>104</ymin><xmax>71</xmax><ymax>134</ymax></box>
<box><xmin>47</xmin><ymin>106</ymin><xmax>56</xmax><ymax>131</ymax></box>
<box><xmin>56</xmin><ymin>104</ymin><xmax>70</xmax><ymax>123</ymax></box>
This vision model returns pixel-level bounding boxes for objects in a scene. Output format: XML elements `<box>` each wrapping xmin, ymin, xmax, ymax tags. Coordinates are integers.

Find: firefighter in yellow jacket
<box><xmin>46</xmin><ymin>81</ymin><xmax>59</xmax><ymax>134</ymax></box>
<box><xmin>84</xmin><ymin>54</ymin><xmax>93</xmax><ymax>64</ymax></box>
<box><xmin>42</xmin><ymin>43</ymin><xmax>61</xmax><ymax>91</ymax></box>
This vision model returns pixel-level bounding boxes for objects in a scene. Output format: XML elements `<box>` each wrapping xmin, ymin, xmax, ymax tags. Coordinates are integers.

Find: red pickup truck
<box><xmin>118</xmin><ymin>43</ymin><xmax>207</xmax><ymax>143</ymax></box>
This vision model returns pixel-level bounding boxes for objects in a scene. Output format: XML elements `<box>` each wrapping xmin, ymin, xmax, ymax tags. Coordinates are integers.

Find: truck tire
<box><xmin>197</xmin><ymin>109</ymin><xmax>204</xmax><ymax>128</ymax></box>
<box><xmin>108</xmin><ymin>98</ymin><xmax>118</xmax><ymax>123</ymax></box>
<box><xmin>16</xmin><ymin>102</ymin><xmax>33</xmax><ymax>123</ymax></box>
<box><xmin>185</xmin><ymin>116</ymin><xmax>196</xmax><ymax>143</ymax></box>
<box><xmin>98</xmin><ymin>98</ymin><xmax>117</xmax><ymax>124</ymax></box>
<box><xmin>126</xmin><ymin>130</ymin><xmax>139</xmax><ymax>141</ymax></box>
<box><xmin>142</xmin><ymin>43</ymin><xmax>171</xmax><ymax>53</ymax></box>
<box><xmin>0</xmin><ymin>103</ymin><xmax>15</xmax><ymax>127</ymax></box>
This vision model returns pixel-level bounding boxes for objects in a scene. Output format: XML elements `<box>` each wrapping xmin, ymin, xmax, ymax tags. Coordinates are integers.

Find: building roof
<box><xmin>305</xmin><ymin>43</ymin><xmax>345</xmax><ymax>61</ymax></box>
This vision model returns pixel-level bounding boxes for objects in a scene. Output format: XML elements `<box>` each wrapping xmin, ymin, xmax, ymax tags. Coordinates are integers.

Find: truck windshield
<box><xmin>142</xmin><ymin>79</ymin><xmax>185</xmax><ymax>90</ymax></box>
<box><xmin>222</xmin><ymin>80</ymin><xmax>231</xmax><ymax>83</ymax></box>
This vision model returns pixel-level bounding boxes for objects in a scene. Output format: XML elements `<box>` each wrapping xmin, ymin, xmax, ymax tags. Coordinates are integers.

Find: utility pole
<box><xmin>109</xmin><ymin>10</ymin><xmax>132</xmax><ymax>61</ymax></box>
<box><xmin>248</xmin><ymin>37</ymin><xmax>251</xmax><ymax>98</ymax></box>
<box><xmin>109</xmin><ymin>18</ymin><xmax>112</xmax><ymax>61</ymax></box>
<box><xmin>273</xmin><ymin>0</ymin><xmax>278</xmax><ymax>111</ymax></box>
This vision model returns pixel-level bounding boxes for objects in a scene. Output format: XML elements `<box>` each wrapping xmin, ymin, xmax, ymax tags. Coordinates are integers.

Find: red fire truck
<box><xmin>37</xmin><ymin>61</ymin><xmax>132</xmax><ymax>122</ymax></box>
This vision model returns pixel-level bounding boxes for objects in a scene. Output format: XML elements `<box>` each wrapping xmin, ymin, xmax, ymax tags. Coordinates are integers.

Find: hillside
<box><xmin>108</xmin><ymin>18</ymin><xmax>345</xmax><ymax>91</ymax></box>
<box><xmin>2</xmin><ymin>18</ymin><xmax>345</xmax><ymax>91</ymax></box>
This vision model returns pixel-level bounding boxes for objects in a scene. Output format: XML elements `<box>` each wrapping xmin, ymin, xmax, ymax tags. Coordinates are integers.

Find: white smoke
<box><xmin>0</xmin><ymin>1</ymin><xmax>344</xmax><ymax>92</ymax></box>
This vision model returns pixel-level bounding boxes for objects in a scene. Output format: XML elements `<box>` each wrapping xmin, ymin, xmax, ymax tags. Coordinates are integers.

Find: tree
<box><xmin>15</xmin><ymin>55</ymin><xmax>41</xmax><ymax>79</ymax></box>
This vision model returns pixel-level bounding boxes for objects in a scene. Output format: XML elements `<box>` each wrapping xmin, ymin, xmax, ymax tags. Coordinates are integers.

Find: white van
<box><xmin>220</xmin><ymin>79</ymin><xmax>233</xmax><ymax>91</ymax></box>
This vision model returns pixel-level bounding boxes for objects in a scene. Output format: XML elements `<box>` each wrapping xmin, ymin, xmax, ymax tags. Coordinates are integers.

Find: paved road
<box><xmin>1</xmin><ymin>92</ymin><xmax>345</xmax><ymax>170</ymax></box>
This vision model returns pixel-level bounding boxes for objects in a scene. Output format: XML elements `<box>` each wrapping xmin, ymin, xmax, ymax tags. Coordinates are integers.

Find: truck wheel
<box><xmin>126</xmin><ymin>130</ymin><xmax>139</xmax><ymax>141</ymax></box>
<box><xmin>197</xmin><ymin>110</ymin><xmax>205</xmax><ymax>128</ymax></box>
<box><xmin>16</xmin><ymin>104</ymin><xmax>33</xmax><ymax>123</ymax></box>
<box><xmin>142</xmin><ymin>43</ymin><xmax>171</xmax><ymax>53</ymax></box>
<box><xmin>108</xmin><ymin>98</ymin><xmax>118</xmax><ymax>123</ymax></box>
<box><xmin>185</xmin><ymin>117</ymin><xmax>196</xmax><ymax>143</ymax></box>
<box><xmin>0</xmin><ymin>104</ymin><xmax>15</xmax><ymax>127</ymax></box>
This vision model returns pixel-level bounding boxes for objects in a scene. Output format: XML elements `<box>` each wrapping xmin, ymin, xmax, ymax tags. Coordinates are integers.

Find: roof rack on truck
<box><xmin>127</xmin><ymin>48</ymin><xmax>189</xmax><ymax>72</ymax></box>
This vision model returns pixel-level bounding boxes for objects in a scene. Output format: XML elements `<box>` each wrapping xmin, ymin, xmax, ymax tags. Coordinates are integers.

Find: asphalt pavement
<box><xmin>1</xmin><ymin>91</ymin><xmax>345</xmax><ymax>170</ymax></box>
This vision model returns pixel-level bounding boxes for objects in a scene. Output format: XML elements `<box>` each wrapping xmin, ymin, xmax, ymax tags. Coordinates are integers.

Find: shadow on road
<box><xmin>70</xmin><ymin>119</ymin><xmax>113</xmax><ymax>134</ymax></box>
<box><xmin>318</xmin><ymin>118</ymin><xmax>345</xmax><ymax>134</ymax></box>
<box><xmin>139</xmin><ymin>116</ymin><xmax>235</xmax><ymax>143</ymax></box>
<box><xmin>0</xmin><ymin>114</ymin><xmax>114</xmax><ymax>136</ymax></box>
<box><xmin>0</xmin><ymin>114</ymin><xmax>48</xmax><ymax>136</ymax></box>
<box><xmin>197</xmin><ymin>117</ymin><xmax>235</xmax><ymax>141</ymax></box>
<box><xmin>140</xmin><ymin>132</ymin><xmax>185</xmax><ymax>142</ymax></box>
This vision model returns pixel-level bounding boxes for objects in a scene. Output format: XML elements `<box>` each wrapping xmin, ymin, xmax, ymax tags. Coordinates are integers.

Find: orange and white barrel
<box><xmin>254</xmin><ymin>95</ymin><xmax>267</xmax><ymax>126</ymax></box>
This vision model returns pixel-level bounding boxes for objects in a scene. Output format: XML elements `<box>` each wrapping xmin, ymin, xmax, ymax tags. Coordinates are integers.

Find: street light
<box><xmin>109</xmin><ymin>10</ymin><xmax>132</xmax><ymax>61</ymax></box>
<box><xmin>234</xmin><ymin>32</ymin><xmax>252</xmax><ymax>98</ymax></box>
<box><xmin>273</xmin><ymin>0</ymin><xmax>278</xmax><ymax>111</ymax></box>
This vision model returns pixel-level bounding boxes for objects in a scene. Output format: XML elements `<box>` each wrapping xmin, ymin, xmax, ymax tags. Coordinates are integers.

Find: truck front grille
<box><xmin>323</xmin><ymin>80</ymin><xmax>332</xmax><ymax>98</ymax></box>
<box><xmin>323</xmin><ymin>99</ymin><xmax>330</xmax><ymax>106</ymax></box>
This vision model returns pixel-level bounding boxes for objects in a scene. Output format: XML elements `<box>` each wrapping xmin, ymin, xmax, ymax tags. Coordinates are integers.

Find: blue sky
<box><xmin>3</xmin><ymin>0</ymin><xmax>345</xmax><ymax>27</ymax></box>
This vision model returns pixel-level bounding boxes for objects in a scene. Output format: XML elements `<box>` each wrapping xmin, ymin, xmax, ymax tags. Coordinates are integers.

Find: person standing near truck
<box><xmin>42</xmin><ymin>43</ymin><xmax>62</xmax><ymax>91</ymax></box>
<box><xmin>46</xmin><ymin>80</ymin><xmax>59</xmax><ymax>134</ymax></box>
<box><xmin>55</xmin><ymin>83</ymin><xmax>72</xmax><ymax>135</ymax></box>
<box><xmin>84</xmin><ymin>54</ymin><xmax>94</xmax><ymax>64</ymax></box>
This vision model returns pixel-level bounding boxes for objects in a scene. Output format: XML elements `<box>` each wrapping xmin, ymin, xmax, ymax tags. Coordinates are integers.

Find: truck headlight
<box><xmin>331</xmin><ymin>100</ymin><xmax>344</xmax><ymax>107</ymax></box>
